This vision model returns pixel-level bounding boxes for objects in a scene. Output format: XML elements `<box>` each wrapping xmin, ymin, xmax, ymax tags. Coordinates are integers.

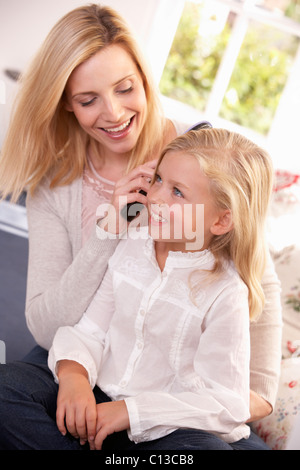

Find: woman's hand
<box><xmin>247</xmin><ymin>390</ymin><xmax>272</xmax><ymax>423</ymax></box>
<box><xmin>56</xmin><ymin>360</ymin><xmax>97</xmax><ymax>446</ymax></box>
<box><xmin>91</xmin><ymin>400</ymin><xmax>130</xmax><ymax>450</ymax></box>
<box><xmin>98</xmin><ymin>159</ymin><xmax>157</xmax><ymax>234</ymax></box>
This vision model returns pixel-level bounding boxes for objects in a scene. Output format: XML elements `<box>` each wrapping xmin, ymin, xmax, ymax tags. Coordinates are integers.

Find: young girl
<box><xmin>48</xmin><ymin>128</ymin><xmax>274</xmax><ymax>450</ymax></box>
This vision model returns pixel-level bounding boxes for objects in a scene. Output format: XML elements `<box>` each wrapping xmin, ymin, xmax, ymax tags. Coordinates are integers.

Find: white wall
<box><xmin>267</xmin><ymin>44</ymin><xmax>300</xmax><ymax>172</ymax></box>
<box><xmin>0</xmin><ymin>0</ymin><xmax>183</xmax><ymax>147</ymax></box>
<box><xmin>0</xmin><ymin>0</ymin><xmax>173</xmax><ymax>70</ymax></box>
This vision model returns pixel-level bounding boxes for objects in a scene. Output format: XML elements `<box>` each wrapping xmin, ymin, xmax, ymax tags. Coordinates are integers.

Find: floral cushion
<box><xmin>252</xmin><ymin>357</ymin><xmax>300</xmax><ymax>450</ymax></box>
<box><xmin>274</xmin><ymin>245</ymin><xmax>300</xmax><ymax>359</ymax></box>
<box><xmin>252</xmin><ymin>172</ymin><xmax>300</xmax><ymax>449</ymax></box>
<box><xmin>267</xmin><ymin>172</ymin><xmax>300</xmax><ymax>357</ymax></box>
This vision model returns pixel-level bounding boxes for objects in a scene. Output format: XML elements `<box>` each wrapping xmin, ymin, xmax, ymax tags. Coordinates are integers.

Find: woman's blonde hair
<box><xmin>158</xmin><ymin>128</ymin><xmax>274</xmax><ymax>321</ymax></box>
<box><xmin>0</xmin><ymin>4</ymin><xmax>166</xmax><ymax>201</ymax></box>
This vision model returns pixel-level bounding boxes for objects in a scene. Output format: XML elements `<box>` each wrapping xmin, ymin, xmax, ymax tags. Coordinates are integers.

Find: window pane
<box><xmin>159</xmin><ymin>1</ymin><xmax>231</xmax><ymax>112</ymax></box>
<box><xmin>255</xmin><ymin>1</ymin><xmax>300</xmax><ymax>22</ymax></box>
<box><xmin>160</xmin><ymin>0</ymin><xmax>300</xmax><ymax>135</ymax></box>
<box><xmin>220</xmin><ymin>20</ymin><xmax>299</xmax><ymax>134</ymax></box>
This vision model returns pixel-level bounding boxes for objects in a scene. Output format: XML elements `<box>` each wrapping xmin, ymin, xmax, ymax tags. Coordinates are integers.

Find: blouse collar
<box><xmin>142</xmin><ymin>231</ymin><xmax>215</xmax><ymax>269</ymax></box>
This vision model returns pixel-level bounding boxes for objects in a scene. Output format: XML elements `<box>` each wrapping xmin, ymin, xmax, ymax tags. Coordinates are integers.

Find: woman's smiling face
<box><xmin>65</xmin><ymin>44</ymin><xmax>148</xmax><ymax>159</ymax></box>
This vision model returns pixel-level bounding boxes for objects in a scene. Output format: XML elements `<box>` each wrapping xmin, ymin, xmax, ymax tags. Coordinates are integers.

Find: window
<box><xmin>159</xmin><ymin>0</ymin><xmax>300</xmax><ymax>171</ymax></box>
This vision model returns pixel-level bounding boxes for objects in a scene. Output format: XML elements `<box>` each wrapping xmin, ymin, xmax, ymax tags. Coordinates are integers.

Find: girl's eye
<box><xmin>173</xmin><ymin>187</ymin><xmax>184</xmax><ymax>198</ymax></box>
<box><xmin>154</xmin><ymin>173</ymin><xmax>162</xmax><ymax>183</ymax></box>
<box><xmin>81</xmin><ymin>98</ymin><xmax>96</xmax><ymax>107</ymax></box>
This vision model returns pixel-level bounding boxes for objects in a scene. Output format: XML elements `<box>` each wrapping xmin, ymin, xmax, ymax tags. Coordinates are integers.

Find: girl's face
<box><xmin>65</xmin><ymin>44</ymin><xmax>147</xmax><ymax>159</ymax></box>
<box><xmin>147</xmin><ymin>151</ymin><xmax>224</xmax><ymax>252</ymax></box>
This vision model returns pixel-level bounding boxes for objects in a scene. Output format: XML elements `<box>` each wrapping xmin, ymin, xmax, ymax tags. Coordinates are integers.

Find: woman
<box><xmin>0</xmin><ymin>4</ymin><xmax>281</xmax><ymax>449</ymax></box>
<box><xmin>0</xmin><ymin>4</ymin><xmax>179</xmax><ymax>347</ymax></box>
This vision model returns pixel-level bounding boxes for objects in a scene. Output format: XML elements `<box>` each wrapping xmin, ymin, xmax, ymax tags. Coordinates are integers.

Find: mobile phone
<box><xmin>185</xmin><ymin>120</ymin><xmax>212</xmax><ymax>132</ymax></box>
<box><xmin>121</xmin><ymin>189</ymin><xmax>147</xmax><ymax>222</ymax></box>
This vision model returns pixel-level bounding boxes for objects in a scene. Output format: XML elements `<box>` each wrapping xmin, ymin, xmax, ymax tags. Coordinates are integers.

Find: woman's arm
<box><xmin>25</xmin><ymin>179</ymin><xmax>118</xmax><ymax>349</ymax></box>
<box><xmin>25</xmin><ymin>161</ymin><xmax>157</xmax><ymax>350</ymax></box>
<box><xmin>248</xmin><ymin>390</ymin><xmax>272</xmax><ymax>423</ymax></box>
<box><xmin>249</xmin><ymin>252</ymin><xmax>283</xmax><ymax>415</ymax></box>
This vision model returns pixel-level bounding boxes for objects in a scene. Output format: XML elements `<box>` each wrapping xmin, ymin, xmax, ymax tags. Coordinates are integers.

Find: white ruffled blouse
<box><xmin>49</xmin><ymin>227</ymin><xmax>251</xmax><ymax>444</ymax></box>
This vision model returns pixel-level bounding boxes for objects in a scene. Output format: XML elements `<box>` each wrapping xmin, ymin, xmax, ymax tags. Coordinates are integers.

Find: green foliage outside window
<box><xmin>160</xmin><ymin>1</ymin><xmax>299</xmax><ymax>135</ymax></box>
<box><xmin>285</xmin><ymin>0</ymin><xmax>300</xmax><ymax>22</ymax></box>
<box><xmin>220</xmin><ymin>22</ymin><xmax>299</xmax><ymax>134</ymax></box>
<box><xmin>159</xmin><ymin>2</ymin><xmax>229</xmax><ymax>112</ymax></box>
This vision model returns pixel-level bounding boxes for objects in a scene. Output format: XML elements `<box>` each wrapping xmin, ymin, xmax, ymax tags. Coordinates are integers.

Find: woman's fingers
<box><xmin>115</xmin><ymin>160</ymin><xmax>157</xmax><ymax>192</ymax></box>
<box><xmin>114</xmin><ymin>176</ymin><xmax>151</xmax><ymax>201</ymax></box>
<box><xmin>99</xmin><ymin>160</ymin><xmax>157</xmax><ymax>233</ymax></box>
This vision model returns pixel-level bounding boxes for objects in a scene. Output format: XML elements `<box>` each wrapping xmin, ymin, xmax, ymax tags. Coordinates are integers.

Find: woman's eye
<box><xmin>117</xmin><ymin>86</ymin><xmax>133</xmax><ymax>95</ymax></box>
<box><xmin>173</xmin><ymin>187</ymin><xmax>184</xmax><ymax>198</ymax></box>
<box><xmin>116</xmin><ymin>79</ymin><xmax>134</xmax><ymax>95</ymax></box>
<box><xmin>81</xmin><ymin>98</ymin><xmax>96</xmax><ymax>107</ymax></box>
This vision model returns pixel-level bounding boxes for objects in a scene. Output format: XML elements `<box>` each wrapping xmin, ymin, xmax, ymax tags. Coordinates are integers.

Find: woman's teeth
<box><xmin>103</xmin><ymin>119</ymin><xmax>131</xmax><ymax>133</ymax></box>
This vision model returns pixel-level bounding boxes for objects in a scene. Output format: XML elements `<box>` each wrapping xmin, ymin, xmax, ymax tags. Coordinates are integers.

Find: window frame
<box><xmin>156</xmin><ymin>0</ymin><xmax>300</xmax><ymax>171</ymax></box>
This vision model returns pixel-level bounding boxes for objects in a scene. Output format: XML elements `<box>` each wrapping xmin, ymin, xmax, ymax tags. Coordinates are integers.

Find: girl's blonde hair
<box><xmin>158</xmin><ymin>128</ymin><xmax>274</xmax><ymax>321</ymax></box>
<box><xmin>0</xmin><ymin>4</ymin><xmax>166</xmax><ymax>202</ymax></box>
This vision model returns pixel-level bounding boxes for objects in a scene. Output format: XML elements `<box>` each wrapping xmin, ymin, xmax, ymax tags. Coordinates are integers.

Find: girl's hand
<box><xmin>98</xmin><ymin>160</ymin><xmax>157</xmax><ymax>234</ymax></box>
<box><xmin>91</xmin><ymin>400</ymin><xmax>130</xmax><ymax>450</ymax></box>
<box><xmin>56</xmin><ymin>360</ymin><xmax>97</xmax><ymax>446</ymax></box>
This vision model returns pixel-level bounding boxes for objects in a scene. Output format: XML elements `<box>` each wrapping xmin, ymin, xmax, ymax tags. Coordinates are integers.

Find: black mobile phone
<box><xmin>185</xmin><ymin>120</ymin><xmax>212</xmax><ymax>132</ymax></box>
<box><xmin>121</xmin><ymin>189</ymin><xmax>147</xmax><ymax>222</ymax></box>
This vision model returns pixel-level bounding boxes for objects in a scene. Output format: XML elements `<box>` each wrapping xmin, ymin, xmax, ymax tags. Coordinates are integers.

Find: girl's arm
<box><xmin>48</xmin><ymin>266</ymin><xmax>115</xmax><ymax>386</ymax></box>
<box><xmin>94</xmin><ymin>401</ymin><xmax>130</xmax><ymax>450</ymax></box>
<box><xmin>56</xmin><ymin>360</ymin><xmax>97</xmax><ymax>446</ymax></box>
<box><xmin>48</xmin><ymin>267</ymin><xmax>116</xmax><ymax>447</ymax></box>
